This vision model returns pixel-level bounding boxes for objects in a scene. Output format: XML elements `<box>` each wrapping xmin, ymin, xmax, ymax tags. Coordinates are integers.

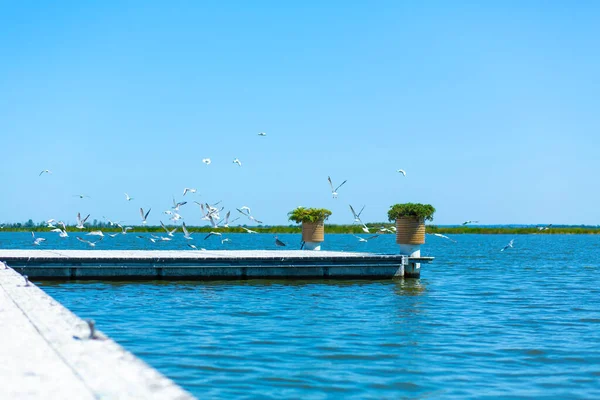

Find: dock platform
<box><xmin>0</xmin><ymin>261</ymin><xmax>195</xmax><ymax>399</ymax></box>
<box><xmin>0</xmin><ymin>250</ymin><xmax>433</xmax><ymax>279</ymax></box>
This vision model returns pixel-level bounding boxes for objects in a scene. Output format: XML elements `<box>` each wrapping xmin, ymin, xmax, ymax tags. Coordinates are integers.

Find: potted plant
<box><xmin>288</xmin><ymin>207</ymin><xmax>332</xmax><ymax>247</ymax></box>
<box><xmin>387</xmin><ymin>203</ymin><xmax>435</xmax><ymax>245</ymax></box>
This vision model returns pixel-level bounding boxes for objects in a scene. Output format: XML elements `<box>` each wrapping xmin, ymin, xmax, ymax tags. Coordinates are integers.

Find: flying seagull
<box><xmin>182</xmin><ymin>222</ymin><xmax>193</xmax><ymax>240</ymax></box>
<box><xmin>204</xmin><ymin>231</ymin><xmax>222</xmax><ymax>240</ymax></box>
<box><xmin>500</xmin><ymin>239</ymin><xmax>514</xmax><ymax>252</ymax></box>
<box><xmin>32</xmin><ymin>232</ymin><xmax>46</xmax><ymax>246</ymax></box>
<box><xmin>39</xmin><ymin>169</ymin><xmax>52</xmax><ymax>176</ymax></box>
<box><xmin>537</xmin><ymin>224</ymin><xmax>552</xmax><ymax>231</ymax></box>
<box><xmin>275</xmin><ymin>236</ymin><xmax>287</xmax><ymax>247</ymax></box>
<box><xmin>183</xmin><ymin>188</ymin><xmax>197</xmax><ymax>196</ymax></box>
<box><xmin>77</xmin><ymin>236</ymin><xmax>102</xmax><ymax>247</ymax></box>
<box><xmin>124</xmin><ymin>193</ymin><xmax>134</xmax><ymax>201</ymax></box>
<box><xmin>233</xmin><ymin>158</ymin><xmax>242</xmax><ymax>167</ymax></box>
<box><xmin>429</xmin><ymin>233</ymin><xmax>456</xmax><ymax>243</ymax></box>
<box><xmin>202</xmin><ymin>158</ymin><xmax>211</xmax><ymax>165</ymax></box>
<box><xmin>73</xmin><ymin>194</ymin><xmax>91</xmax><ymax>199</ymax></box>
<box><xmin>349</xmin><ymin>204</ymin><xmax>365</xmax><ymax>223</ymax></box>
<box><xmin>241</xmin><ymin>227</ymin><xmax>257</xmax><ymax>234</ymax></box>
<box><xmin>160</xmin><ymin>221</ymin><xmax>178</xmax><ymax>236</ymax></box>
<box><xmin>258</xmin><ymin>132</ymin><xmax>267</xmax><ymax>136</ymax></box>
<box><xmin>86</xmin><ymin>230</ymin><xmax>104</xmax><ymax>237</ymax></box>
<box><xmin>397</xmin><ymin>169</ymin><xmax>406</xmax><ymax>176</ymax></box>
<box><xmin>328</xmin><ymin>176</ymin><xmax>347</xmax><ymax>199</ymax></box>
<box><xmin>140</xmin><ymin>208</ymin><xmax>151</xmax><ymax>224</ymax></box>
<box><xmin>76</xmin><ymin>213</ymin><xmax>90</xmax><ymax>229</ymax></box>
<box><xmin>462</xmin><ymin>220</ymin><xmax>479</xmax><ymax>225</ymax></box>
<box><xmin>352</xmin><ymin>234</ymin><xmax>379</xmax><ymax>242</ymax></box>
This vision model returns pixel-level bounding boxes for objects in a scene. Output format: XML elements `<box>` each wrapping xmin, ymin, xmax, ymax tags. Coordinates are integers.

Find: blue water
<box><xmin>3</xmin><ymin>232</ymin><xmax>600</xmax><ymax>398</ymax></box>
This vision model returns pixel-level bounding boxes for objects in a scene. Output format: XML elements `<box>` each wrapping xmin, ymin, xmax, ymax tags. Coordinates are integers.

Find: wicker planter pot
<box><xmin>302</xmin><ymin>221</ymin><xmax>325</xmax><ymax>242</ymax></box>
<box><xmin>395</xmin><ymin>217</ymin><xmax>426</xmax><ymax>245</ymax></box>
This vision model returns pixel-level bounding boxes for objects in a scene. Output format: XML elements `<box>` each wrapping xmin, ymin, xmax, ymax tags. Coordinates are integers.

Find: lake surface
<box><xmin>3</xmin><ymin>232</ymin><xmax>600</xmax><ymax>398</ymax></box>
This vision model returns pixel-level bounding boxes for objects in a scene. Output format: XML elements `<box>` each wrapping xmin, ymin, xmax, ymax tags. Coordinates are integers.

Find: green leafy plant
<box><xmin>288</xmin><ymin>207</ymin><xmax>332</xmax><ymax>224</ymax></box>
<box><xmin>387</xmin><ymin>203</ymin><xmax>435</xmax><ymax>222</ymax></box>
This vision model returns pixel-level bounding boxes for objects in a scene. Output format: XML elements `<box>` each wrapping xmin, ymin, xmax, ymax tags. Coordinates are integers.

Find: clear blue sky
<box><xmin>1</xmin><ymin>1</ymin><xmax>598</xmax><ymax>226</ymax></box>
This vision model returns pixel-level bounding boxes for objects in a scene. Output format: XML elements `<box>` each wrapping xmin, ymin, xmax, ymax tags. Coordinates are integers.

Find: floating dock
<box><xmin>0</xmin><ymin>261</ymin><xmax>195</xmax><ymax>399</ymax></box>
<box><xmin>0</xmin><ymin>250</ymin><xmax>433</xmax><ymax>279</ymax></box>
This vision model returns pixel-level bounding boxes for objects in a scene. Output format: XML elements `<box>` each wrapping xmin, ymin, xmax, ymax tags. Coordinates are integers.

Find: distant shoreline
<box><xmin>1</xmin><ymin>224</ymin><xmax>599</xmax><ymax>235</ymax></box>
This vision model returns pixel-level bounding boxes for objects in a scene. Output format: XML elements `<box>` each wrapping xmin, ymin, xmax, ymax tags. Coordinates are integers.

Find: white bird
<box><xmin>221</xmin><ymin>238</ymin><xmax>231</xmax><ymax>244</ymax></box>
<box><xmin>76</xmin><ymin>213</ymin><xmax>90</xmax><ymax>229</ymax></box>
<box><xmin>352</xmin><ymin>234</ymin><xmax>379</xmax><ymax>242</ymax></box>
<box><xmin>187</xmin><ymin>244</ymin><xmax>198</xmax><ymax>250</ymax></box>
<box><xmin>172</xmin><ymin>198</ymin><xmax>187</xmax><ymax>211</ymax></box>
<box><xmin>32</xmin><ymin>232</ymin><xmax>46</xmax><ymax>246</ymax></box>
<box><xmin>430</xmin><ymin>233</ymin><xmax>456</xmax><ymax>243</ymax></box>
<box><xmin>183</xmin><ymin>188</ymin><xmax>197</xmax><ymax>196</ymax></box>
<box><xmin>236</xmin><ymin>207</ymin><xmax>263</xmax><ymax>224</ymax></box>
<box><xmin>77</xmin><ymin>236</ymin><xmax>101</xmax><ymax>247</ymax></box>
<box><xmin>360</xmin><ymin>223</ymin><xmax>370</xmax><ymax>233</ymax></box>
<box><xmin>107</xmin><ymin>233</ymin><xmax>119</xmax><ymax>238</ymax></box>
<box><xmin>258</xmin><ymin>132</ymin><xmax>267</xmax><ymax>136</ymax></box>
<box><xmin>537</xmin><ymin>224</ymin><xmax>552</xmax><ymax>231</ymax></box>
<box><xmin>500</xmin><ymin>239</ymin><xmax>514</xmax><ymax>252</ymax></box>
<box><xmin>240</xmin><ymin>227</ymin><xmax>257</xmax><ymax>234</ymax></box>
<box><xmin>117</xmin><ymin>224</ymin><xmax>133</xmax><ymax>234</ymax></box>
<box><xmin>462</xmin><ymin>220</ymin><xmax>479</xmax><ymax>225</ymax></box>
<box><xmin>182</xmin><ymin>222</ymin><xmax>193</xmax><ymax>240</ymax></box>
<box><xmin>140</xmin><ymin>208</ymin><xmax>151</xmax><ymax>224</ymax></box>
<box><xmin>39</xmin><ymin>169</ymin><xmax>52</xmax><ymax>176</ymax></box>
<box><xmin>124</xmin><ymin>193</ymin><xmax>134</xmax><ymax>201</ymax></box>
<box><xmin>349</xmin><ymin>205</ymin><xmax>365</xmax><ymax>223</ymax></box>
<box><xmin>204</xmin><ymin>231</ymin><xmax>222</xmax><ymax>240</ymax></box>
<box><xmin>202</xmin><ymin>158</ymin><xmax>211</xmax><ymax>165</ymax></box>
<box><xmin>233</xmin><ymin>158</ymin><xmax>242</xmax><ymax>167</ymax></box>
<box><xmin>397</xmin><ymin>169</ymin><xmax>406</xmax><ymax>176</ymax></box>
<box><xmin>73</xmin><ymin>194</ymin><xmax>91</xmax><ymax>199</ymax></box>
<box><xmin>160</xmin><ymin>221</ymin><xmax>177</xmax><ymax>237</ymax></box>
<box><xmin>377</xmin><ymin>226</ymin><xmax>394</xmax><ymax>234</ymax></box>
<box><xmin>46</xmin><ymin>219</ymin><xmax>57</xmax><ymax>228</ymax></box>
<box><xmin>87</xmin><ymin>230</ymin><xmax>104</xmax><ymax>237</ymax></box>
<box><xmin>328</xmin><ymin>176</ymin><xmax>347</xmax><ymax>199</ymax></box>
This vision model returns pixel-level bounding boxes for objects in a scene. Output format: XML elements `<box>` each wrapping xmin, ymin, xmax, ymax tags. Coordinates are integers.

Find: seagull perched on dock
<box><xmin>183</xmin><ymin>188</ymin><xmax>197</xmax><ymax>196</ymax></box>
<box><xmin>328</xmin><ymin>176</ymin><xmax>347</xmax><ymax>199</ymax></box>
<box><xmin>500</xmin><ymin>239</ymin><xmax>514</xmax><ymax>252</ymax></box>
<box><xmin>275</xmin><ymin>236</ymin><xmax>287</xmax><ymax>247</ymax></box>
<box><xmin>39</xmin><ymin>169</ymin><xmax>52</xmax><ymax>176</ymax></box>
<box><xmin>140</xmin><ymin>208</ymin><xmax>151</xmax><ymax>224</ymax></box>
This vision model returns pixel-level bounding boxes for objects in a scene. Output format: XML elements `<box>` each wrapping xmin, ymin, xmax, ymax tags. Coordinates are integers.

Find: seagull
<box><xmin>172</xmin><ymin>198</ymin><xmax>187</xmax><ymax>211</ymax></box>
<box><xmin>202</xmin><ymin>158</ymin><xmax>211</xmax><ymax>165</ymax></box>
<box><xmin>73</xmin><ymin>194</ymin><xmax>91</xmax><ymax>199</ymax></box>
<box><xmin>352</xmin><ymin>234</ymin><xmax>379</xmax><ymax>242</ymax></box>
<box><xmin>76</xmin><ymin>213</ymin><xmax>90</xmax><ymax>229</ymax></box>
<box><xmin>50</xmin><ymin>228</ymin><xmax>69</xmax><ymax>238</ymax></box>
<box><xmin>160</xmin><ymin>221</ymin><xmax>178</xmax><ymax>236</ymax></box>
<box><xmin>124</xmin><ymin>193</ymin><xmax>134</xmax><ymax>201</ymax></box>
<box><xmin>204</xmin><ymin>231</ymin><xmax>222</xmax><ymax>240</ymax></box>
<box><xmin>182</xmin><ymin>222</ymin><xmax>193</xmax><ymax>240</ymax></box>
<box><xmin>500</xmin><ymin>239</ymin><xmax>514</xmax><ymax>252</ymax></box>
<box><xmin>140</xmin><ymin>208</ymin><xmax>151</xmax><ymax>224</ymax></box>
<box><xmin>328</xmin><ymin>176</ymin><xmax>347</xmax><ymax>199</ymax></box>
<box><xmin>275</xmin><ymin>236</ymin><xmax>287</xmax><ymax>247</ymax></box>
<box><xmin>233</xmin><ymin>158</ymin><xmax>242</xmax><ymax>167</ymax></box>
<box><xmin>429</xmin><ymin>233</ymin><xmax>456</xmax><ymax>243</ymax></box>
<box><xmin>537</xmin><ymin>224</ymin><xmax>552</xmax><ymax>231</ymax></box>
<box><xmin>397</xmin><ymin>169</ymin><xmax>406</xmax><ymax>176</ymax></box>
<box><xmin>86</xmin><ymin>230</ymin><xmax>104</xmax><ymax>237</ymax></box>
<box><xmin>360</xmin><ymin>223</ymin><xmax>370</xmax><ymax>233</ymax></box>
<box><xmin>107</xmin><ymin>233</ymin><xmax>119</xmax><ymax>238</ymax></box>
<box><xmin>236</xmin><ymin>207</ymin><xmax>263</xmax><ymax>224</ymax></box>
<box><xmin>183</xmin><ymin>188</ymin><xmax>197</xmax><ymax>196</ymax></box>
<box><xmin>39</xmin><ymin>169</ymin><xmax>52</xmax><ymax>176</ymax></box>
<box><xmin>187</xmin><ymin>243</ymin><xmax>198</xmax><ymax>250</ymax></box>
<box><xmin>240</xmin><ymin>227</ymin><xmax>257</xmax><ymax>234</ymax></box>
<box><xmin>117</xmin><ymin>224</ymin><xmax>133</xmax><ymax>234</ymax></box>
<box><xmin>77</xmin><ymin>236</ymin><xmax>102</xmax><ymax>247</ymax></box>
<box><xmin>377</xmin><ymin>226</ymin><xmax>394</xmax><ymax>234</ymax></box>
<box><xmin>349</xmin><ymin>204</ymin><xmax>365</xmax><ymax>223</ymax></box>
<box><xmin>258</xmin><ymin>132</ymin><xmax>267</xmax><ymax>136</ymax></box>
<box><xmin>137</xmin><ymin>235</ymin><xmax>158</xmax><ymax>243</ymax></box>
<box><xmin>32</xmin><ymin>232</ymin><xmax>46</xmax><ymax>246</ymax></box>
<box><xmin>221</xmin><ymin>238</ymin><xmax>231</xmax><ymax>244</ymax></box>
<box><xmin>462</xmin><ymin>220</ymin><xmax>479</xmax><ymax>225</ymax></box>
<box><xmin>46</xmin><ymin>219</ymin><xmax>57</xmax><ymax>228</ymax></box>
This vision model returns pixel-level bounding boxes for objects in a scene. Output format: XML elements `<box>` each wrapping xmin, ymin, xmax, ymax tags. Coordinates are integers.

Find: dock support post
<box><xmin>399</xmin><ymin>244</ymin><xmax>421</xmax><ymax>278</ymax></box>
<box><xmin>303</xmin><ymin>241</ymin><xmax>321</xmax><ymax>251</ymax></box>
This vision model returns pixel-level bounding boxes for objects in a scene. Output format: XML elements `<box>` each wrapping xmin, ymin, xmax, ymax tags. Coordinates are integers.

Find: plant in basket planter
<box><xmin>288</xmin><ymin>207</ymin><xmax>332</xmax><ymax>250</ymax></box>
<box><xmin>387</xmin><ymin>203</ymin><xmax>435</xmax><ymax>245</ymax></box>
